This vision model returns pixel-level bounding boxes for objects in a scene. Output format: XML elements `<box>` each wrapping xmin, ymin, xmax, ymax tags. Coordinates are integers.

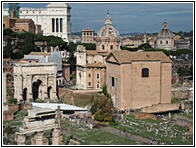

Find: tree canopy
<box><xmin>79</xmin><ymin>43</ymin><xmax>96</xmax><ymax>50</ymax></box>
<box><xmin>138</xmin><ymin>43</ymin><xmax>152</xmax><ymax>49</ymax></box>
<box><xmin>120</xmin><ymin>46</ymin><xmax>138</xmax><ymax>51</ymax></box>
<box><xmin>144</xmin><ymin>48</ymin><xmax>192</xmax><ymax>56</ymax></box>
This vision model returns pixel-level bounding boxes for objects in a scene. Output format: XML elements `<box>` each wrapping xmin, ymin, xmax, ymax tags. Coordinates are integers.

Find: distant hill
<box><xmin>120</xmin><ymin>32</ymin><xmax>141</xmax><ymax>36</ymax></box>
<box><xmin>71</xmin><ymin>31</ymin><xmax>160</xmax><ymax>36</ymax></box>
<box><xmin>72</xmin><ymin>32</ymin><xmax>142</xmax><ymax>36</ymax></box>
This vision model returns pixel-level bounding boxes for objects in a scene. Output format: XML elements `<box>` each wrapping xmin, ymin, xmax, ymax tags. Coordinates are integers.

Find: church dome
<box><xmin>157</xmin><ymin>21</ymin><xmax>173</xmax><ymax>39</ymax></box>
<box><xmin>97</xmin><ymin>13</ymin><xmax>120</xmax><ymax>39</ymax></box>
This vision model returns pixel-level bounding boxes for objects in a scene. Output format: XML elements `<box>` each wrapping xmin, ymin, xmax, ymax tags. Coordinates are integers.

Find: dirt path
<box><xmin>98</xmin><ymin>126</ymin><xmax>150</xmax><ymax>144</ymax></box>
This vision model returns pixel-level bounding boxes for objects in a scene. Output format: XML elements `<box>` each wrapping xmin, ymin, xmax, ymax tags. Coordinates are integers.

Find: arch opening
<box><xmin>23</xmin><ymin>88</ymin><xmax>27</xmax><ymax>102</ymax></box>
<box><xmin>32</xmin><ymin>79</ymin><xmax>42</xmax><ymax>101</ymax></box>
<box><xmin>47</xmin><ymin>86</ymin><xmax>52</xmax><ymax>99</ymax></box>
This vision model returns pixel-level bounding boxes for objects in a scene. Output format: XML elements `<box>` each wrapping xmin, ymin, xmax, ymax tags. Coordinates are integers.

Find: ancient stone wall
<box><xmin>3</xmin><ymin>111</ymin><xmax>14</xmax><ymax>121</ymax></box>
<box><xmin>8</xmin><ymin>104</ymin><xmax>32</xmax><ymax>112</ymax></box>
<box><xmin>176</xmin><ymin>117</ymin><xmax>192</xmax><ymax>126</ymax></box>
<box><xmin>141</xmin><ymin>103</ymin><xmax>180</xmax><ymax>113</ymax></box>
<box><xmin>172</xmin><ymin>90</ymin><xmax>190</xmax><ymax>99</ymax></box>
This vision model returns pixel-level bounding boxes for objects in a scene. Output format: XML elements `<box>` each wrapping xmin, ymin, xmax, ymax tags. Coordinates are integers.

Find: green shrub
<box><xmin>103</xmin><ymin>112</ymin><xmax>113</xmax><ymax>122</ymax></box>
<box><xmin>8</xmin><ymin>98</ymin><xmax>17</xmax><ymax>105</ymax></box>
<box><xmin>94</xmin><ymin>110</ymin><xmax>114</xmax><ymax>122</ymax></box>
<box><xmin>94</xmin><ymin>110</ymin><xmax>104</xmax><ymax>121</ymax></box>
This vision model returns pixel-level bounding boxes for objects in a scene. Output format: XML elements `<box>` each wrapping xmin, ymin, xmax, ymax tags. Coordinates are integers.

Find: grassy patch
<box><xmin>74</xmin><ymin>93</ymin><xmax>103</xmax><ymax>107</ymax></box>
<box><xmin>171</xmin><ymin>98</ymin><xmax>181</xmax><ymax>103</ymax></box>
<box><xmin>60</xmin><ymin>118</ymin><xmax>137</xmax><ymax>145</ymax></box>
<box><xmin>78</xmin><ymin>128</ymin><xmax>137</xmax><ymax>145</ymax></box>
<box><xmin>110</xmin><ymin>114</ymin><xmax>193</xmax><ymax>145</ymax></box>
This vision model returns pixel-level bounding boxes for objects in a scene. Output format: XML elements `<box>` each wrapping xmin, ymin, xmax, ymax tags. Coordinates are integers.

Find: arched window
<box><xmin>102</xmin><ymin>45</ymin><xmax>105</xmax><ymax>50</ymax></box>
<box><xmin>142</xmin><ymin>68</ymin><xmax>149</xmax><ymax>77</ymax></box>
<box><xmin>166</xmin><ymin>40</ymin><xmax>168</xmax><ymax>44</ymax></box>
<box><xmin>160</xmin><ymin>40</ymin><xmax>162</xmax><ymax>44</ymax></box>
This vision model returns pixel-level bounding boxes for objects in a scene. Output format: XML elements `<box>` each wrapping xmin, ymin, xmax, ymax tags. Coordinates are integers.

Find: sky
<box><xmin>2</xmin><ymin>1</ymin><xmax>194</xmax><ymax>34</ymax></box>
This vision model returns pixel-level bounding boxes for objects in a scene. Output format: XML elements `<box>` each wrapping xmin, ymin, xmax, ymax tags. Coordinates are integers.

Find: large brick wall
<box><xmin>141</xmin><ymin>103</ymin><xmax>180</xmax><ymax>113</ymax></box>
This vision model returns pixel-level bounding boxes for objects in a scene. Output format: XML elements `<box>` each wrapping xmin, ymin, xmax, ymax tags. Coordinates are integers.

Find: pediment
<box><xmin>106</xmin><ymin>54</ymin><xmax>119</xmax><ymax>63</ymax></box>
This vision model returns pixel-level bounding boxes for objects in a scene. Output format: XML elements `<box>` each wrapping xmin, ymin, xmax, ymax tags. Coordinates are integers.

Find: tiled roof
<box><xmin>107</xmin><ymin>50</ymin><xmax>172</xmax><ymax>64</ymax></box>
<box><xmin>29</xmin><ymin>52</ymin><xmax>51</xmax><ymax>56</ymax></box>
<box><xmin>15</xmin><ymin>19</ymin><xmax>33</xmax><ymax>23</ymax></box>
<box><xmin>87</xmin><ymin>62</ymin><xmax>106</xmax><ymax>67</ymax></box>
<box><xmin>86</xmin><ymin>50</ymin><xmax>110</xmax><ymax>56</ymax></box>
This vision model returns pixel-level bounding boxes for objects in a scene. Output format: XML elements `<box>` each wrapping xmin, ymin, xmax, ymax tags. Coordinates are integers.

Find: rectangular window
<box><xmin>112</xmin><ymin>77</ymin><xmax>115</xmax><ymax>87</ymax></box>
<box><xmin>89</xmin><ymin>74</ymin><xmax>91</xmax><ymax>77</ymax></box>
<box><xmin>97</xmin><ymin>73</ymin><xmax>99</xmax><ymax>79</ymax></box>
<box><xmin>102</xmin><ymin>45</ymin><xmax>105</xmax><ymax>50</ymax></box>
<box><xmin>160</xmin><ymin>40</ymin><xmax>162</xmax><ymax>44</ymax></box>
<box><xmin>89</xmin><ymin>82</ymin><xmax>91</xmax><ymax>86</ymax></box>
<box><xmin>166</xmin><ymin>40</ymin><xmax>168</xmax><ymax>44</ymax></box>
<box><xmin>142</xmin><ymin>68</ymin><xmax>149</xmax><ymax>77</ymax></box>
<box><xmin>110</xmin><ymin>45</ymin><xmax>113</xmax><ymax>50</ymax></box>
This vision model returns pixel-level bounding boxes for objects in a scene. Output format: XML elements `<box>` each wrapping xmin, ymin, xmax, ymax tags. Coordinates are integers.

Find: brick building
<box><xmin>106</xmin><ymin>50</ymin><xmax>172</xmax><ymax>109</ymax></box>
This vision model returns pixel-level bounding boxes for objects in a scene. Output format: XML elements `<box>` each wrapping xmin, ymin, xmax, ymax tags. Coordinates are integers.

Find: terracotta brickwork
<box><xmin>62</xmin><ymin>63</ymin><xmax>70</xmax><ymax>82</ymax></box>
<box><xmin>106</xmin><ymin>51</ymin><xmax>172</xmax><ymax>110</ymax></box>
<box><xmin>3</xmin><ymin>110</ymin><xmax>14</xmax><ymax>121</ymax></box>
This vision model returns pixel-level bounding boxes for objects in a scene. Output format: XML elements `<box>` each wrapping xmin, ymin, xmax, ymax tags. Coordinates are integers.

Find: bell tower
<box><xmin>8</xmin><ymin>3</ymin><xmax>20</xmax><ymax>18</ymax></box>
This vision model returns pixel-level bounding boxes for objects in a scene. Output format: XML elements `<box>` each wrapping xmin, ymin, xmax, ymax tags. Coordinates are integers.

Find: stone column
<box><xmin>35</xmin><ymin>131</ymin><xmax>44</xmax><ymax>145</ymax></box>
<box><xmin>63</xmin><ymin>18</ymin><xmax>68</xmax><ymax>40</ymax></box>
<box><xmin>40</xmin><ymin>46</ymin><xmax>43</xmax><ymax>52</ymax></box>
<box><xmin>17</xmin><ymin>133</ymin><xmax>26</xmax><ymax>145</ymax></box>
<box><xmin>3</xmin><ymin>73</ymin><xmax>7</xmax><ymax>103</ymax></box>
<box><xmin>14</xmin><ymin>74</ymin><xmax>23</xmax><ymax>102</ymax></box>
<box><xmin>52</xmin><ymin>128</ymin><xmax>60</xmax><ymax>145</ymax></box>
<box><xmin>59</xmin><ymin>18</ymin><xmax>61</xmax><ymax>33</ymax></box>
<box><xmin>27</xmin><ymin>75</ymin><xmax>33</xmax><ymax>102</ymax></box>
<box><xmin>45</xmin><ymin>74</ymin><xmax>48</xmax><ymax>90</ymax></box>
<box><xmin>57</xmin><ymin>106</ymin><xmax>61</xmax><ymax>128</ymax></box>
<box><xmin>52</xmin><ymin>74</ymin><xmax>57</xmax><ymax>100</ymax></box>
<box><xmin>42</xmin><ymin>75</ymin><xmax>48</xmax><ymax>100</ymax></box>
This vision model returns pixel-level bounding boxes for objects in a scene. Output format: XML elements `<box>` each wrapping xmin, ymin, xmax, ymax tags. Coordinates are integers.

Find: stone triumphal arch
<box><xmin>14</xmin><ymin>62</ymin><xmax>58</xmax><ymax>102</ymax></box>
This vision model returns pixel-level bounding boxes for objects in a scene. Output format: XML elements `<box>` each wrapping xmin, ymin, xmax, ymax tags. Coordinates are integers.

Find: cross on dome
<box><xmin>105</xmin><ymin>10</ymin><xmax>112</xmax><ymax>26</ymax></box>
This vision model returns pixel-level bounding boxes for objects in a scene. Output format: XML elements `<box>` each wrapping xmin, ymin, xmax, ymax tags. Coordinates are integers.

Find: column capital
<box><xmin>16</xmin><ymin>133</ymin><xmax>26</xmax><ymax>145</ymax></box>
<box><xmin>52</xmin><ymin>128</ymin><xmax>59</xmax><ymax>137</ymax></box>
